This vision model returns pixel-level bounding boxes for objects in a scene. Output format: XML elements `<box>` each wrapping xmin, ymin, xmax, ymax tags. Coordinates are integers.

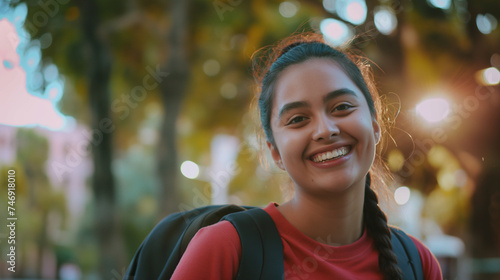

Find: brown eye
<box><xmin>287</xmin><ymin>116</ymin><xmax>307</xmax><ymax>125</ymax></box>
<box><xmin>334</xmin><ymin>104</ymin><xmax>353</xmax><ymax>111</ymax></box>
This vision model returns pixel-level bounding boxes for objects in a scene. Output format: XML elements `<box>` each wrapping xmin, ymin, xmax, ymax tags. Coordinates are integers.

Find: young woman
<box><xmin>171</xmin><ymin>34</ymin><xmax>442</xmax><ymax>279</ymax></box>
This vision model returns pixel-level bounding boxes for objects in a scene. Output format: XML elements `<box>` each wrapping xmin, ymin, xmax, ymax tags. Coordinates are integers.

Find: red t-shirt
<box><xmin>172</xmin><ymin>203</ymin><xmax>442</xmax><ymax>279</ymax></box>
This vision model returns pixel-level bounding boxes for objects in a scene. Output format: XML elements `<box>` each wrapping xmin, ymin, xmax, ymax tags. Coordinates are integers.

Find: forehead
<box><xmin>273</xmin><ymin>58</ymin><xmax>362</xmax><ymax>105</ymax></box>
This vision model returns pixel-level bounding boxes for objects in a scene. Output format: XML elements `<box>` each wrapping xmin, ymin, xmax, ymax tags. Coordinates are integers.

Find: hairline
<box><xmin>265</xmin><ymin>56</ymin><xmax>376</xmax><ymax>145</ymax></box>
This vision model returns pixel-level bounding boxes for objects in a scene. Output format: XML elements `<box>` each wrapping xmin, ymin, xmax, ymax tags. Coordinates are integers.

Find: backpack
<box><xmin>124</xmin><ymin>205</ymin><xmax>423</xmax><ymax>280</ymax></box>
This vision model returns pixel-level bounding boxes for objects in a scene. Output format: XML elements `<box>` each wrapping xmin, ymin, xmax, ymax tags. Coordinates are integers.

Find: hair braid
<box><xmin>363</xmin><ymin>174</ymin><xmax>403</xmax><ymax>280</ymax></box>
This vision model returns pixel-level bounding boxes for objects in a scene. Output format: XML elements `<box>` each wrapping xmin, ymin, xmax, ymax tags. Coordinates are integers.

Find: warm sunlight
<box><xmin>416</xmin><ymin>97</ymin><xmax>451</xmax><ymax>124</ymax></box>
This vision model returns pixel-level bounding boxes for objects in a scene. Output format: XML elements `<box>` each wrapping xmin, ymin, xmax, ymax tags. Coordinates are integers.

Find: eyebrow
<box><xmin>323</xmin><ymin>88</ymin><xmax>358</xmax><ymax>103</ymax></box>
<box><xmin>278</xmin><ymin>88</ymin><xmax>358</xmax><ymax>119</ymax></box>
<box><xmin>278</xmin><ymin>101</ymin><xmax>310</xmax><ymax>119</ymax></box>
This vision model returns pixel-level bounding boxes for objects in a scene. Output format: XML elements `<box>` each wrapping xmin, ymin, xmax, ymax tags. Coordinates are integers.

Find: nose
<box><xmin>312</xmin><ymin>114</ymin><xmax>339</xmax><ymax>141</ymax></box>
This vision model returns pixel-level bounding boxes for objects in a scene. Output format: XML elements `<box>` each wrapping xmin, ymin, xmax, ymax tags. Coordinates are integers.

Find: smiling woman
<box><xmin>267</xmin><ymin>58</ymin><xmax>379</xmax><ymax>198</ymax></box>
<box><xmin>168</xmin><ymin>33</ymin><xmax>444</xmax><ymax>280</ymax></box>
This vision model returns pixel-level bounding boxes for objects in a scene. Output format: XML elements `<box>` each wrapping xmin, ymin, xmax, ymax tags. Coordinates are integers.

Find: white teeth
<box><xmin>312</xmin><ymin>146</ymin><xmax>350</xmax><ymax>163</ymax></box>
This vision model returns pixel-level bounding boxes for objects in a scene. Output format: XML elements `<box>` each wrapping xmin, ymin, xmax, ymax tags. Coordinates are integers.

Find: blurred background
<box><xmin>0</xmin><ymin>0</ymin><xmax>499</xmax><ymax>279</ymax></box>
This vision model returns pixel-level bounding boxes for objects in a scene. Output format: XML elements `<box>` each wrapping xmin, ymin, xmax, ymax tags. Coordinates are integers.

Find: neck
<box><xmin>278</xmin><ymin>182</ymin><xmax>365</xmax><ymax>246</ymax></box>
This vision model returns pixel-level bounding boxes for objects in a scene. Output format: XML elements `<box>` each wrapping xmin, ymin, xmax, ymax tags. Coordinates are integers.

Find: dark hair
<box><xmin>259</xmin><ymin>42</ymin><xmax>376</xmax><ymax>146</ymax></box>
<box><xmin>254</xmin><ymin>33</ymin><xmax>402</xmax><ymax>280</ymax></box>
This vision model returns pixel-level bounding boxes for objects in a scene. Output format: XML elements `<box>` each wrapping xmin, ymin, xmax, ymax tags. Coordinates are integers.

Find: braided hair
<box><xmin>364</xmin><ymin>174</ymin><xmax>403</xmax><ymax>279</ymax></box>
<box><xmin>254</xmin><ymin>33</ymin><xmax>402</xmax><ymax>280</ymax></box>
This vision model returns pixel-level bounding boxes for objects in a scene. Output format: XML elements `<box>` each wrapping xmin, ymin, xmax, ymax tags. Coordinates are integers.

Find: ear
<box><xmin>267</xmin><ymin>141</ymin><xmax>285</xmax><ymax>170</ymax></box>
<box><xmin>372</xmin><ymin>119</ymin><xmax>381</xmax><ymax>145</ymax></box>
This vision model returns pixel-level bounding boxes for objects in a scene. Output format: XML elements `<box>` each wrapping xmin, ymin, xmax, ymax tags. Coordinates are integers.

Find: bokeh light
<box><xmin>203</xmin><ymin>59</ymin><xmax>220</xmax><ymax>76</ymax></box>
<box><xmin>427</xmin><ymin>145</ymin><xmax>464</xmax><ymax>190</ymax></box>
<box><xmin>180</xmin><ymin>160</ymin><xmax>200</xmax><ymax>179</ymax></box>
<box><xmin>476</xmin><ymin>13</ymin><xmax>498</xmax><ymax>34</ymax></box>
<box><xmin>24</xmin><ymin>45</ymin><xmax>41</xmax><ymax>70</ymax></box>
<box><xmin>374</xmin><ymin>7</ymin><xmax>398</xmax><ymax>35</ymax></box>
<box><xmin>320</xmin><ymin>18</ymin><xmax>353</xmax><ymax>47</ymax></box>
<box><xmin>39</xmin><ymin>32</ymin><xmax>53</xmax><ymax>49</ymax></box>
<box><xmin>387</xmin><ymin>149</ymin><xmax>405</xmax><ymax>172</ymax></box>
<box><xmin>394</xmin><ymin>186</ymin><xmax>411</xmax><ymax>205</ymax></box>
<box><xmin>427</xmin><ymin>0</ymin><xmax>452</xmax><ymax>10</ymax></box>
<box><xmin>43</xmin><ymin>64</ymin><xmax>59</xmax><ymax>82</ymax></box>
<box><xmin>337</xmin><ymin>0</ymin><xmax>367</xmax><ymax>25</ymax></box>
<box><xmin>428</xmin><ymin>145</ymin><xmax>457</xmax><ymax>169</ymax></box>
<box><xmin>437</xmin><ymin>168</ymin><xmax>456</xmax><ymax>190</ymax></box>
<box><xmin>29</xmin><ymin>71</ymin><xmax>44</xmax><ymax>91</ymax></box>
<box><xmin>416</xmin><ymin>97</ymin><xmax>451</xmax><ymax>123</ymax></box>
<box><xmin>346</xmin><ymin>1</ymin><xmax>366</xmax><ymax>24</ymax></box>
<box><xmin>279</xmin><ymin>1</ymin><xmax>299</xmax><ymax>18</ymax></box>
<box><xmin>482</xmin><ymin>67</ymin><xmax>500</xmax><ymax>85</ymax></box>
<box><xmin>220</xmin><ymin>82</ymin><xmax>238</xmax><ymax>99</ymax></box>
<box><xmin>322</xmin><ymin>0</ymin><xmax>336</xmax><ymax>13</ymax></box>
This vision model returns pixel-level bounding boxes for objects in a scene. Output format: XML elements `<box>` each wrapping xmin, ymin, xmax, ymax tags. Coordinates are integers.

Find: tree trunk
<box><xmin>157</xmin><ymin>0</ymin><xmax>190</xmax><ymax>217</ymax></box>
<box><xmin>78</xmin><ymin>0</ymin><xmax>124</xmax><ymax>277</ymax></box>
<box><xmin>470</xmin><ymin>162</ymin><xmax>500</xmax><ymax>280</ymax></box>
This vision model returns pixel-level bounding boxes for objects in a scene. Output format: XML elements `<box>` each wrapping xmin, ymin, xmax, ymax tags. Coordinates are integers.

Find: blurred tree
<box><xmin>470</xmin><ymin>163</ymin><xmax>500</xmax><ymax>280</ymax></box>
<box><xmin>156</xmin><ymin>0</ymin><xmax>189</xmax><ymax>216</ymax></box>
<box><xmin>11</xmin><ymin>0</ymin><xmax>127</xmax><ymax>276</ymax></box>
<box><xmin>15</xmin><ymin>129</ymin><xmax>66</xmax><ymax>277</ymax></box>
<box><xmin>76</xmin><ymin>0</ymin><xmax>125</xmax><ymax>277</ymax></box>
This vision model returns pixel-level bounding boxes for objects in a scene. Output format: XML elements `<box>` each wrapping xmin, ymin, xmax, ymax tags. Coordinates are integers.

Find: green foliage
<box><xmin>115</xmin><ymin>143</ymin><xmax>160</xmax><ymax>258</ymax></box>
<box><xmin>0</xmin><ymin>129</ymin><xmax>67</xmax><ymax>276</ymax></box>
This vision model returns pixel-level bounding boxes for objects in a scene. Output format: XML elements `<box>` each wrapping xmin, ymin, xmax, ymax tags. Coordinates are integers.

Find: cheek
<box><xmin>274</xmin><ymin>130</ymin><xmax>308</xmax><ymax>165</ymax></box>
<box><xmin>277</xmin><ymin>133</ymin><xmax>299</xmax><ymax>156</ymax></box>
<box><xmin>362</xmin><ymin>126</ymin><xmax>377</xmax><ymax>159</ymax></box>
<box><xmin>349</xmin><ymin>116</ymin><xmax>377</xmax><ymax>149</ymax></box>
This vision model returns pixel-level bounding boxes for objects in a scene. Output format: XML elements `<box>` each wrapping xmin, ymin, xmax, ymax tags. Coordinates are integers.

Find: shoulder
<box><xmin>192</xmin><ymin>220</ymin><xmax>241</xmax><ymax>248</ymax></box>
<box><xmin>408</xmin><ymin>235</ymin><xmax>443</xmax><ymax>280</ymax></box>
<box><xmin>171</xmin><ymin>221</ymin><xmax>241</xmax><ymax>280</ymax></box>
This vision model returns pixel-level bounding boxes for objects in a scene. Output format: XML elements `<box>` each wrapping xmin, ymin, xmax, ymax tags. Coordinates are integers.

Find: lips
<box><xmin>310</xmin><ymin>145</ymin><xmax>351</xmax><ymax>163</ymax></box>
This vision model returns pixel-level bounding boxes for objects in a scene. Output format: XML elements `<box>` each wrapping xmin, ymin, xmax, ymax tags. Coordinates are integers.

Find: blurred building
<box><xmin>0</xmin><ymin>124</ymin><xmax>91</xmax><ymax>224</ymax></box>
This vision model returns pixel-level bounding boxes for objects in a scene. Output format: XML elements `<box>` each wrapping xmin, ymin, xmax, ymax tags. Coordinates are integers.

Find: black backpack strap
<box><xmin>390</xmin><ymin>227</ymin><xmax>424</xmax><ymax>280</ymax></box>
<box><xmin>223</xmin><ymin>208</ymin><xmax>284</xmax><ymax>280</ymax></box>
<box><xmin>125</xmin><ymin>205</ymin><xmax>250</xmax><ymax>280</ymax></box>
<box><xmin>160</xmin><ymin>205</ymin><xmax>249</xmax><ymax>278</ymax></box>
<box><xmin>179</xmin><ymin>205</ymin><xmax>249</xmax><ymax>255</ymax></box>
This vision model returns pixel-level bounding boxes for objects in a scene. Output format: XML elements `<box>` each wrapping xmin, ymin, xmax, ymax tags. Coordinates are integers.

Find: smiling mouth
<box><xmin>311</xmin><ymin>146</ymin><xmax>351</xmax><ymax>163</ymax></box>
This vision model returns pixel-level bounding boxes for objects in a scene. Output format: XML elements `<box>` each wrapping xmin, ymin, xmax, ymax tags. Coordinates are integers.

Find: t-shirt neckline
<box><xmin>264</xmin><ymin>202</ymin><xmax>373</xmax><ymax>261</ymax></box>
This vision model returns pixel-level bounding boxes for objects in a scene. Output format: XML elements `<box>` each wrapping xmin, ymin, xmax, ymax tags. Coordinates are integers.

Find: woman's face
<box><xmin>268</xmin><ymin>58</ymin><xmax>380</xmax><ymax>197</ymax></box>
